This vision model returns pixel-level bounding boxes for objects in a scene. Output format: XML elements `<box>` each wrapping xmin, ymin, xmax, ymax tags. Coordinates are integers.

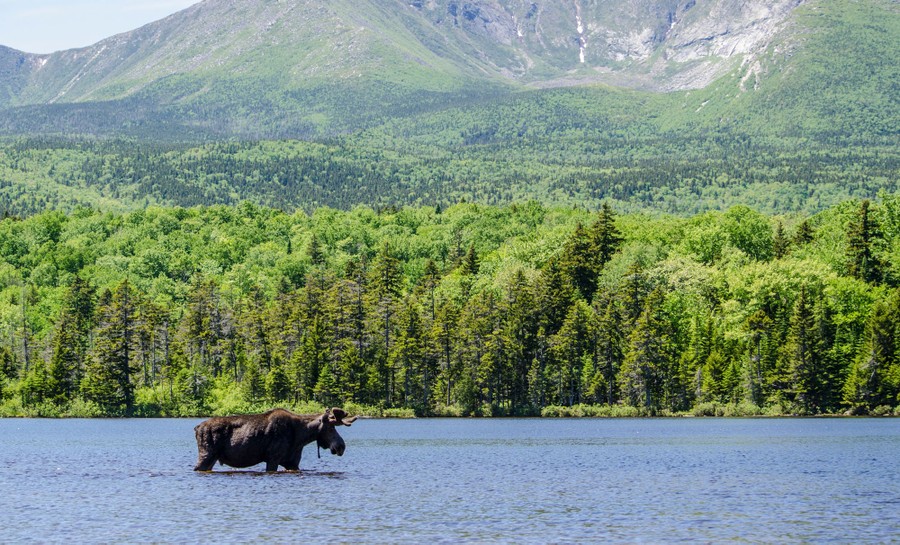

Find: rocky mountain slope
<box><xmin>0</xmin><ymin>0</ymin><xmax>894</xmax><ymax>139</ymax></box>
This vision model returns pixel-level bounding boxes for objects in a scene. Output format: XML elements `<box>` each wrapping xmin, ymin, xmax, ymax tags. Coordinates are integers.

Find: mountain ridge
<box><xmin>0</xmin><ymin>0</ymin><xmax>826</xmax><ymax>138</ymax></box>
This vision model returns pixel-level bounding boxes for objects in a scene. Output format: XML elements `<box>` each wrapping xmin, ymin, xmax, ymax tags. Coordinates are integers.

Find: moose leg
<box><xmin>265</xmin><ymin>461</ymin><xmax>279</xmax><ymax>472</ymax></box>
<box><xmin>282</xmin><ymin>450</ymin><xmax>302</xmax><ymax>472</ymax></box>
<box><xmin>194</xmin><ymin>452</ymin><xmax>217</xmax><ymax>471</ymax></box>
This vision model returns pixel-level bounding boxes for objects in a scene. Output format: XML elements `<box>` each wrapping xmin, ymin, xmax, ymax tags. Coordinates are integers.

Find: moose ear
<box><xmin>320</xmin><ymin>408</ymin><xmax>332</xmax><ymax>429</ymax></box>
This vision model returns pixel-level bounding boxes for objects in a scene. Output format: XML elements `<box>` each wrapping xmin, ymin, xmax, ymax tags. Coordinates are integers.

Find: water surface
<box><xmin>1</xmin><ymin>418</ymin><xmax>898</xmax><ymax>543</ymax></box>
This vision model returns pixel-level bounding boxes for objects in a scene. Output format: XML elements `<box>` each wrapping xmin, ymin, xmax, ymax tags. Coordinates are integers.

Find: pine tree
<box><xmin>773</xmin><ymin>221</ymin><xmax>790</xmax><ymax>259</ymax></box>
<box><xmin>368</xmin><ymin>242</ymin><xmax>403</xmax><ymax>404</ymax></box>
<box><xmin>619</xmin><ymin>261</ymin><xmax>651</xmax><ymax>326</ymax></box>
<box><xmin>307</xmin><ymin>234</ymin><xmax>326</xmax><ymax>266</ymax></box>
<box><xmin>266</xmin><ymin>360</ymin><xmax>293</xmax><ymax>403</ymax></box>
<box><xmin>785</xmin><ymin>285</ymin><xmax>818</xmax><ymax>411</ymax></box>
<box><xmin>47</xmin><ymin>276</ymin><xmax>96</xmax><ymax>405</ymax></box>
<box><xmin>500</xmin><ymin>269</ymin><xmax>539</xmax><ymax>412</ymax></box>
<box><xmin>538</xmin><ymin>256</ymin><xmax>574</xmax><ymax>335</ymax></box>
<box><xmin>588</xmin><ymin>202</ymin><xmax>624</xmax><ymax>270</ymax></box>
<box><xmin>559</xmin><ymin>222</ymin><xmax>596</xmax><ymax>301</ymax></box>
<box><xmin>243</xmin><ymin>360</ymin><xmax>265</xmax><ymax>403</ymax></box>
<box><xmin>847</xmin><ymin>200</ymin><xmax>883</xmax><ymax>283</ymax></box>
<box><xmin>461</xmin><ymin>244</ymin><xmax>480</xmax><ymax>276</ymax></box>
<box><xmin>83</xmin><ymin>281</ymin><xmax>139</xmax><ymax>415</ymax></box>
<box><xmin>391</xmin><ymin>296</ymin><xmax>426</xmax><ymax>410</ymax></box>
<box><xmin>793</xmin><ymin>219</ymin><xmax>815</xmax><ymax>246</ymax></box>
<box><xmin>619</xmin><ymin>287</ymin><xmax>672</xmax><ymax>412</ymax></box>
<box><xmin>48</xmin><ymin>315</ymin><xmax>80</xmax><ymax>404</ymax></box>
<box><xmin>595</xmin><ymin>295</ymin><xmax>624</xmax><ymax>405</ymax></box>
<box><xmin>843</xmin><ymin>291</ymin><xmax>900</xmax><ymax>412</ymax></box>
<box><xmin>548</xmin><ymin>300</ymin><xmax>598</xmax><ymax>406</ymax></box>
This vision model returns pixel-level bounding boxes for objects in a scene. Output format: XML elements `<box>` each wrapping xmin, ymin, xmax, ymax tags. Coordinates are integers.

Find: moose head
<box><xmin>316</xmin><ymin>407</ymin><xmax>359</xmax><ymax>457</ymax></box>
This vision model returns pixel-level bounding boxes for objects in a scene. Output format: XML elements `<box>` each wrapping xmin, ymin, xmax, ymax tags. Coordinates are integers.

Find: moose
<box><xmin>193</xmin><ymin>407</ymin><xmax>358</xmax><ymax>472</ymax></box>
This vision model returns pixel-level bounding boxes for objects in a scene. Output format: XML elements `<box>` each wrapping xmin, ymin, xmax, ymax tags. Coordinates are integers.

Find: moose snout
<box><xmin>331</xmin><ymin>440</ymin><xmax>346</xmax><ymax>456</ymax></box>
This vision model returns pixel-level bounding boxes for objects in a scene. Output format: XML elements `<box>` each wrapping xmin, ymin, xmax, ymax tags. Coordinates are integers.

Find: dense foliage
<box><xmin>1</xmin><ymin>128</ymin><xmax>896</xmax><ymax>218</ymax></box>
<box><xmin>1</xmin><ymin>199</ymin><xmax>898</xmax><ymax>417</ymax></box>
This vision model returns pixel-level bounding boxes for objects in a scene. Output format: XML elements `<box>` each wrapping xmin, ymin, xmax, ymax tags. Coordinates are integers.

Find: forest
<box><xmin>0</xmin><ymin>197</ymin><xmax>897</xmax><ymax>417</ymax></box>
<box><xmin>0</xmin><ymin>132</ymin><xmax>896</xmax><ymax>219</ymax></box>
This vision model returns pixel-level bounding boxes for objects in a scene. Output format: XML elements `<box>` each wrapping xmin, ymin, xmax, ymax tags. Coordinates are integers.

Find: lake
<box><xmin>1</xmin><ymin>417</ymin><xmax>898</xmax><ymax>543</ymax></box>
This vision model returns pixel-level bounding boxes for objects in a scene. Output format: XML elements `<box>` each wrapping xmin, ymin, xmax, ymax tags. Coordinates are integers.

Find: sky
<box><xmin>0</xmin><ymin>0</ymin><xmax>200</xmax><ymax>54</ymax></box>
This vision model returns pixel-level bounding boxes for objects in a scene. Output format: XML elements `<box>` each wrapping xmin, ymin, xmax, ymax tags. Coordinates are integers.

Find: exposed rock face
<box><xmin>410</xmin><ymin>0</ymin><xmax>804</xmax><ymax>89</ymax></box>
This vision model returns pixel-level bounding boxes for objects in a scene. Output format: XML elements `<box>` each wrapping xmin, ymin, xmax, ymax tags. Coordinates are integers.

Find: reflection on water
<box><xmin>201</xmin><ymin>470</ymin><xmax>347</xmax><ymax>479</ymax></box>
<box><xmin>1</xmin><ymin>418</ymin><xmax>899</xmax><ymax>543</ymax></box>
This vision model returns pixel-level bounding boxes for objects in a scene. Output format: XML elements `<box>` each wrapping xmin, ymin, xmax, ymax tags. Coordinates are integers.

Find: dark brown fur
<box><xmin>193</xmin><ymin>407</ymin><xmax>357</xmax><ymax>472</ymax></box>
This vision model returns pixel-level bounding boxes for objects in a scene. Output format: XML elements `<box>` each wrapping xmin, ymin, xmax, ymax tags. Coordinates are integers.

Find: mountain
<box><xmin>0</xmin><ymin>0</ymin><xmax>895</xmax><ymax>217</ymax></box>
<box><xmin>0</xmin><ymin>0</ymin><xmax>832</xmax><ymax>138</ymax></box>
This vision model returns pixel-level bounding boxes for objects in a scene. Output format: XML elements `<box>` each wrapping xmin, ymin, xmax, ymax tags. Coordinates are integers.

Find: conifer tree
<box><xmin>847</xmin><ymin>199</ymin><xmax>883</xmax><ymax>283</ymax></box>
<box><xmin>500</xmin><ymin>269</ymin><xmax>539</xmax><ymax>412</ymax></box>
<box><xmin>461</xmin><ymin>244</ymin><xmax>480</xmax><ymax>276</ymax></box>
<box><xmin>266</xmin><ymin>360</ymin><xmax>292</xmax><ymax>403</ymax></box>
<box><xmin>560</xmin><ymin>222</ymin><xmax>596</xmax><ymax>301</ymax></box>
<box><xmin>391</xmin><ymin>296</ymin><xmax>426</xmax><ymax>409</ymax></box>
<box><xmin>595</xmin><ymin>295</ymin><xmax>624</xmax><ymax>405</ymax></box>
<box><xmin>368</xmin><ymin>242</ymin><xmax>403</xmax><ymax>404</ymax></box>
<box><xmin>549</xmin><ymin>300</ymin><xmax>598</xmax><ymax>406</ymax></box>
<box><xmin>307</xmin><ymin>234</ymin><xmax>326</xmax><ymax>266</ymax></box>
<box><xmin>83</xmin><ymin>281</ymin><xmax>139</xmax><ymax>415</ymax></box>
<box><xmin>48</xmin><ymin>276</ymin><xmax>96</xmax><ymax>404</ymax></box>
<box><xmin>784</xmin><ymin>286</ymin><xmax>816</xmax><ymax>412</ymax></box>
<box><xmin>619</xmin><ymin>287</ymin><xmax>672</xmax><ymax>411</ymax></box>
<box><xmin>589</xmin><ymin>202</ymin><xmax>624</xmax><ymax>270</ymax></box>
<box><xmin>773</xmin><ymin>221</ymin><xmax>790</xmax><ymax>259</ymax></box>
<box><xmin>793</xmin><ymin>219</ymin><xmax>815</xmax><ymax>246</ymax></box>
<box><xmin>843</xmin><ymin>291</ymin><xmax>900</xmax><ymax>412</ymax></box>
<box><xmin>538</xmin><ymin>256</ymin><xmax>574</xmax><ymax>335</ymax></box>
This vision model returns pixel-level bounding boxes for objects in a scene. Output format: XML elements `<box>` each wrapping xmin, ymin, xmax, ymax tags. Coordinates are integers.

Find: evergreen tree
<box><xmin>619</xmin><ymin>261</ymin><xmax>651</xmax><ymax>326</ymax></box>
<box><xmin>83</xmin><ymin>281</ymin><xmax>139</xmax><ymax>415</ymax></box>
<box><xmin>783</xmin><ymin>286</ymin><xmax>831</xmax><ymax>413</ymax></box>
<box><xmin>307</xmin><ymin>234</ymin><xmax>326</xmax><ymax>266</ymax></box>
<box><xmin>243</xmin><ymin>359</ymin><xmax>265</xmax><ymax>403</ymax></box>
<box><xmin>500</xmin><ymin>270</ymin><xmax>539</xmax><ymax>412</ymax></box>
<box><xmin>595</xmin><ymin>295</ymin><xmax>624</xmax><ymax>405</ymax></box>
<box><xmin>843</xmin><ymin>291</ymin><xmax>900</xmax><ymax>412</ymax></box>
<box><xmin>773</xmin><ymin>221</ymin><xmax>790</xmax><ymax>259</ymax></box>
<box><xmin>847</xmin><ymin>199</ymin><xmax>883</xmax><ymax>283</ymax></box>
<box><xmin>461</xmin><ymin>244</ymin><xmax>480</xmax><ymax>276</ymax></box>
<box><xmin>559</xmin><ymin>222</ymin><xmax>597</xmax><ymax>301</ymax></box>
<box><xmin>47</xmin><ymin>276</ymin><xmax>96</xmax><ymax>404</ymax></box>
<box><xmin>538</xmin><ymin>256</ymin><xmax>574</xmax><ymax>335</ymax></box>
<box><xmin>619</xmin><ymin>287</ymin><xmax>673</xmax><ymax>412</ymax></box>
<box><xmin>588</xmin><ymin>202</ymin><xmax>624</xmax><ymax>270</ymax></box>
<box><xmin>21</xmin><ymin>359</ymin><xmax>51</xmax><ymax>406</ymax></box>
<box><xmin>0</xmin><ymin>346</ymin><xmax>15</xmax><ymax>401</ymax></box>
<box><xmin>793</xmin><ymin>219</ymin><xmax>815</xmax><ymax>246</ymax></box>
<box><xmin>48</xmin><ymin>316</ymin><xmax>80</xmax><ymax>404</ymax></box>
<box><xmin>548</xmin><ymin>300</ymin><xmax>598</xmax><ymax>406</ymax></box>
<box><xmin>266</xmin><ymin>360</ymin><xmax>293</xmax><ymax>403</ymax></box>
<box><xmin>391</xmin><ymin>296</ymin><xmax>426</xmax><ymax>410</ymax></box>
<box><xmin>368</xmin><ymin>242</ymin><xmax>403</xmax><ymax>404</ymax></box>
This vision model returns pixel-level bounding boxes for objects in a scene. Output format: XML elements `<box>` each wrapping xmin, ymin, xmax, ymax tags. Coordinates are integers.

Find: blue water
<box><xmin>1</xmin><ymin>417</ymin><xmax>898</xmax><ymax>543</ymax></box>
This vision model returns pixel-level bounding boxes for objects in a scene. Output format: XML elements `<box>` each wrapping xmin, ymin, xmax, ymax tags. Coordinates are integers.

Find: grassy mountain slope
<box><xmin>0</xmin><ymin>0</ymin><xmax>808</xmax><ymax>138</ymax></box>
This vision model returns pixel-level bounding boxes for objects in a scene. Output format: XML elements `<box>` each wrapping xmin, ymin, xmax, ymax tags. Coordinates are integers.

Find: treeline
<box><xmin>0</xmin><ymin>199</ymin><xmax>898</xmax><ymax>417</ymax></box>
